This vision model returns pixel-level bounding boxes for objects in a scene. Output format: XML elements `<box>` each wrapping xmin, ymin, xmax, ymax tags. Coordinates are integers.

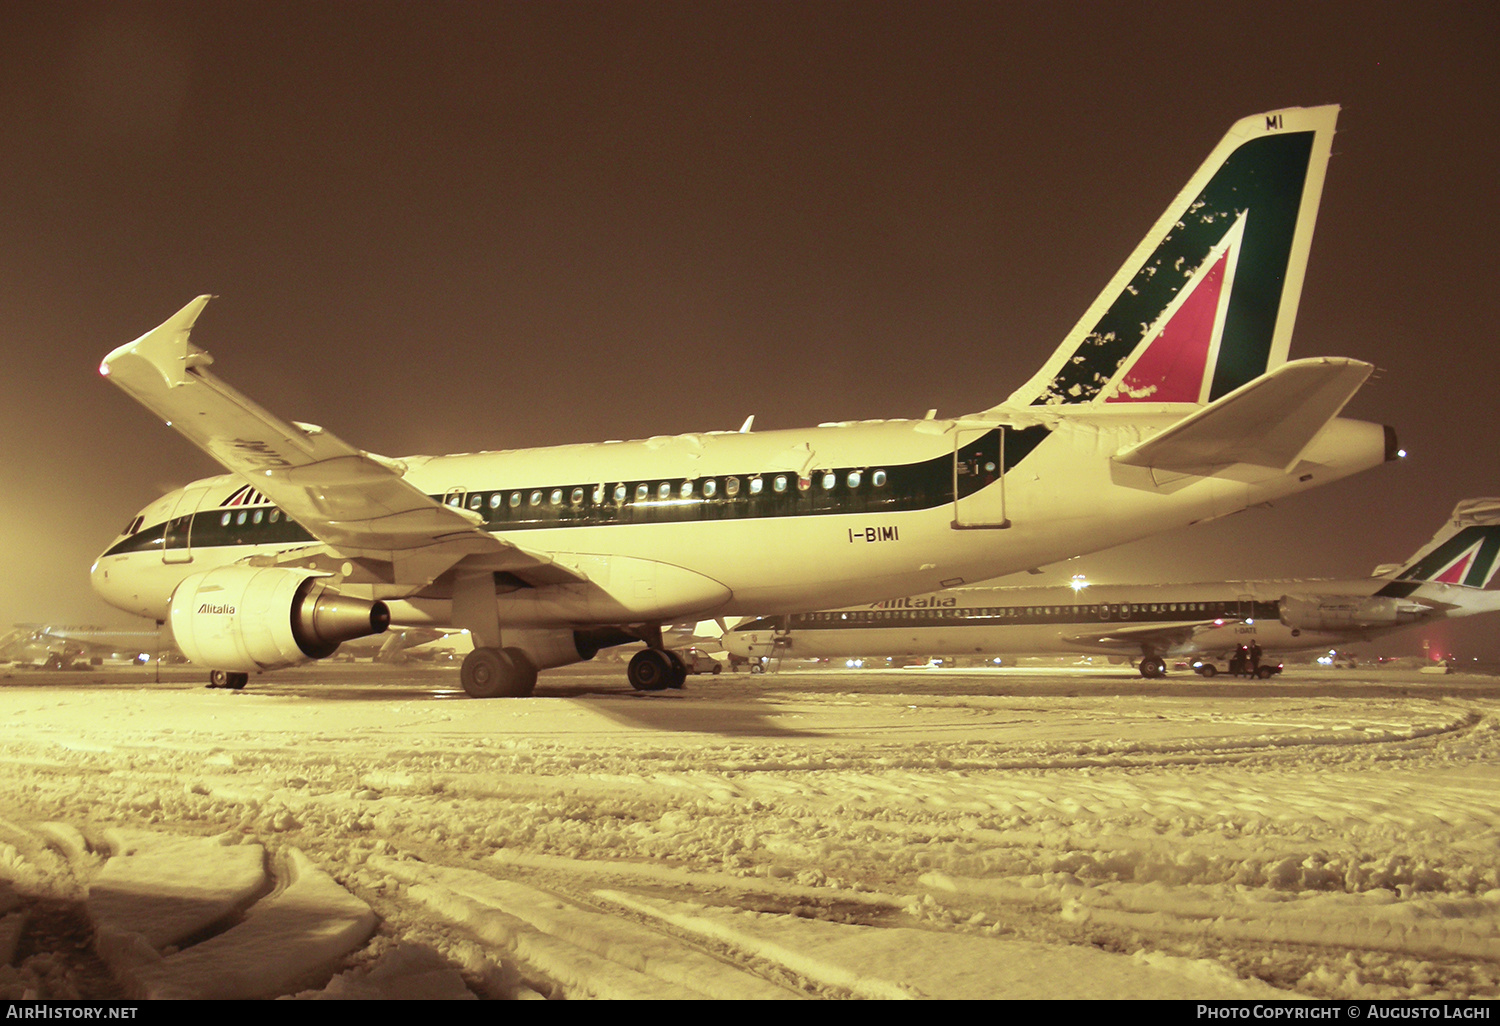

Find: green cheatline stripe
<box><xmin>1035</xmin><ymin>131</ymin><xmax>1315</xmax><ymax>406</ymax></box>
<box><xmin>103</xmin><ymin>426</ymin><xmax>1051</xmax><ymax>556</ymax></box>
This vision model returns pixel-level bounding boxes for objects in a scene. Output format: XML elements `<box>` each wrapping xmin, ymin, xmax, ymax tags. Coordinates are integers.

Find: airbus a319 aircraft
<box><xmin>723</xmin><ymin>499</ymin><xmax>1500</xmax><ymax>678</ymax></box>
<box><xmin>92</xmin><ymin>105</ymin><xmax>1399</xmax><ymax>697</ymax></box>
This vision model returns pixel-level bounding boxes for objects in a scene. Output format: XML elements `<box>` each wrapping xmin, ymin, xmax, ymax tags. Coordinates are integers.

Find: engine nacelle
<box><xmin>169</xmin><ymin>566</ymin><xmax>390</xmax><ymax>673</ymax></box>
<box><xmin>1279</xmin><ymin>594</ymin><xmax>1422</xmax><ymax>632</ymax></box>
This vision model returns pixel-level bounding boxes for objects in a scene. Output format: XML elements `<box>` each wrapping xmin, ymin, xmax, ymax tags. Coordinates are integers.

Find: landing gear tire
<box><xmin>207</xmin><ymin>670</ymin><xmax>248</xmax><ymax>690</ymax></box>
<box><xmin>461</xmin><ymin>647</ymin><xmax>537</xmax><ymax>698</ymax></box>
<box><xmin>628</xmin><ymin>649</ymin><xmax>678</xmax><ymax>691</ymax></box>
<box><xmin>663</xmin><ymin>650</ymin><xmax>688</xmax><ymax>689</ymax></box>
<box><xmin>1139</xmin><ymin>657</ymin><xmax>1166</xmax><ymax>679</ymax></box>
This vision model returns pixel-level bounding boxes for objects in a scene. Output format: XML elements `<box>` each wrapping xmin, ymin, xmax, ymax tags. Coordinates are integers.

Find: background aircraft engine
<box><xmin>169</xmin><ymin>566</ymin><xmax>390</xmax><ymax>672</ymax></box>
<box><xmin>1279</xmin><ymin>594</ymin><xmax>1423</xmax><ymax>632</ymax></box>
<box><xmin>507</xmin><ymin>627</ymin><xmax>638</xmax><ymax>670</ymax></box>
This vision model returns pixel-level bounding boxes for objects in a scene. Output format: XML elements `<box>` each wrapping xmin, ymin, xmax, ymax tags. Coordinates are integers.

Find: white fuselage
<box><xmin>723</xmin><ymin>577</ymin><xmax>1500</xmax><ymax>664</ymax></box>
<box><xmin>92</xmin><ymin>410</ymin><xmax>1391</xmax><ymax>635</ymax></box>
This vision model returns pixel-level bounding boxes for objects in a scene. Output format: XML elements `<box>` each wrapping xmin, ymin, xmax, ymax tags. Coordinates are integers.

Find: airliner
<box><xmin>0</xmin><ymin>625</ymin><xmax>167</xmax><ymax>670</ymax></box>
<box><xmin>723</xmin><ymin>499</ymin><xmax>1500</xmax><ymax>678</ymax></box>
<box><xmin>91</xmin><ymin>105</ymin><xmax>1399</xmax><ymax>697</ymax></box>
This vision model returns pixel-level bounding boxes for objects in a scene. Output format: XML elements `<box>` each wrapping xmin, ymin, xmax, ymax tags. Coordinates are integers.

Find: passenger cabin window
<box><xmin>726</xmin><ymin>477</ymin><xmax>740</xmax><ymax>497</ymax></box>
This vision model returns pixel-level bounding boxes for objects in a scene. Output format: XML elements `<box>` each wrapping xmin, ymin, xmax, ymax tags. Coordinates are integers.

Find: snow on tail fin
<box><xmin>1376</xmin><ymin>499</ymin><xmax>1500</xmax><ymax>593</ymax></box>
<box><xmin>1000</xmin><ymin>106</ymin><xmax>1338</xmax><ymax>409</ymax></box>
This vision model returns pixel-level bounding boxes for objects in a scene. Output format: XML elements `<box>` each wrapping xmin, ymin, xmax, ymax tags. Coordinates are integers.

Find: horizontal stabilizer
<box><xmin>1112</xmin><ymin>357</ymin><xmax>1372</xmax><ymax>474</ymax></box>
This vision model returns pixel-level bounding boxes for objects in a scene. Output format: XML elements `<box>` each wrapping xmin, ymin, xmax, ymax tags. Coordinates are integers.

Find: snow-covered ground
<box><xmin>1</xmin><ymin>661</ymin><xmax>1497</xmax><ymax>1000</ymax></box>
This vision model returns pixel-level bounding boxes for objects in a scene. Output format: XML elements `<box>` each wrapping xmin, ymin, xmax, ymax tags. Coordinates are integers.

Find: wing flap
<box><xmin>1112</xmin><ymin>357</ymin><xmax>1372</xmax><ymax>474</ymax></box>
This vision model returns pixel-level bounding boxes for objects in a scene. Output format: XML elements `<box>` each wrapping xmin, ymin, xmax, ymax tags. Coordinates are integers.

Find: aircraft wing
<box><xmin>101</xmin><ymin>296</ymin><xmax>584</xmax><ymax>588</ymax></box>
<box><xmin>1113</xmin><ymin>357</ymin><xmax>1372</xmax><ymax>474</ymax></box>
<box><xmin>1060</xmin><ymin>619</ymin><xmax>1234</xmax><ymax>653</ymax></box>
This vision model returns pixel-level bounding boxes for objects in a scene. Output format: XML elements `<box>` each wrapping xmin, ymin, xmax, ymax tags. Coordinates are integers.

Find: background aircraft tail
<box><xmin>1374</xmin><ymin>499</ymin><xmax>1500</xmax><ymax>593</ymax></box>
<box><xmin>999</xmin><ymin>105</ymin><xmax>1338</xmax><ymax>409</ymax></box>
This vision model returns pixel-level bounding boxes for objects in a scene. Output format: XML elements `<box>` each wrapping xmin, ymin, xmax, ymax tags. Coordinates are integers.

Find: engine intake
<box><xmin>170</xmin><ymin>566</ymin><xmax>389</xmax><ymax>673</ymax></box>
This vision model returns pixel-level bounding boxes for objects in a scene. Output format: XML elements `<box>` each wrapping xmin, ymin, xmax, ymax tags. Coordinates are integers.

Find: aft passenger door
<box><xmin>952</xmin><ymin>427</ymin><xmax>1010</xmax><ymax>529</ymax></box>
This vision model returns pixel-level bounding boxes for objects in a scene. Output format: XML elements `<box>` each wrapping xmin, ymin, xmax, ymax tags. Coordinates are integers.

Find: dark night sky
<box><xmin>2</xmin><ymin>1</ymin><xmax>1496</xmax><ymax>658</ymax></box>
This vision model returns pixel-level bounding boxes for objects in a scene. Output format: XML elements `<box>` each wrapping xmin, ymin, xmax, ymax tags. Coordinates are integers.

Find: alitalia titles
<box><xmin>870</xmin><ymin>596</ymin><xmax>957</xmax><ymax>610</ymax></box>
<box><xmin>197</xmin><ymin>603</ymin><xmax>236</xmax><ymax>615</ymax></box>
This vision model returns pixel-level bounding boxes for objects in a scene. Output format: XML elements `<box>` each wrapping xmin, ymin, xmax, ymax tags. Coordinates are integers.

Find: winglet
<box><xmin>100</xmin><ymin>295</ymin><xmax>216</xmax><ymax>388</ymax></box>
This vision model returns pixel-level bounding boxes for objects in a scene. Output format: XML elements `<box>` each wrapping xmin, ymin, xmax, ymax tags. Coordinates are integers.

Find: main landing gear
<box><xmin>206</xmin><ymin>670</ymin><xmax>248</xmax><ymax>690</ymax></box>
<box><xmin>460</xmin><ymin>647</ymin><xmax>539</xmax><ymax>698</ymax></box>
<box><xmin>627</xmin><ymin>648</ymin><xmax>687</xmax><ymax>691</ymax></box>
<box><xmin>1137</xmin><ymin>656</ymin><xmax>1167</xmax><ymax>679</ymax></box>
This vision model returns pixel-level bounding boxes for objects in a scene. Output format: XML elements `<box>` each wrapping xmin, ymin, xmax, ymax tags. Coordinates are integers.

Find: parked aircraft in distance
<box><xmin>93</xmin><ymin>105</ymin><xmax>1398</xmax><ymax>697</ymax></box>
<box><xmin>724</xmin><ymin>499</ymin><xmax>1500</xmax><ymax>678</ymax></box>
<box><xmin>0</xmin><ymin>624</ymin><xmax>166</xmax><ymax>669</ymax></box>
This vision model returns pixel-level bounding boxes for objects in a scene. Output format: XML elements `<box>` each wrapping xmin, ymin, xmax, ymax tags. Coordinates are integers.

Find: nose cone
<box><xmin>91</xmin><ymin>551</ymin><xmax>162</xmax><ymax>619</ymax></box>
<box><xmin>91</xmin><ymin>553</ymin><xmax>127</xmax><ymax>611</ymax></box>
<box><xmin>721</xmin><ymin>632</ymin><xmax>754</xmax><ymax>658</ymax></box>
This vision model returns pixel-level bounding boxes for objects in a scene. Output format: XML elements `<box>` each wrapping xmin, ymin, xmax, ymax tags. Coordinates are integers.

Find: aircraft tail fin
<box><xmin>998</xmin><ymin>105</ymin><xmax>1338</xmax><ymax>410</ymax></box>
<box><xmin>1376</xmin><ymin>499</ymin><xmax>1500</xmax><ymax>593</ymax></box>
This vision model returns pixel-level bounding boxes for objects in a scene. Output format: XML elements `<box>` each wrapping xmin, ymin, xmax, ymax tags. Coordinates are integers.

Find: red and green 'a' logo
<box><xmin>1394</xmin><ymin>526</ymin><xmax>1500</xmax><ymax>590</ymax></box>
<box><xmin>1035</xmin><ymin>130</ymin><xmax>1317</xmax><ymax>406</ymax></box>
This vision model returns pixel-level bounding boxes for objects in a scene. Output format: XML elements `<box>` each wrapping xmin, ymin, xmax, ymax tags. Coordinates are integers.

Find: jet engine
<box><xmin>169</xmin><ymin>566</ymin><xmax>389</xmax><ymax>673</ymax></box>
<box><xmin>1278</xmin><ymin>594</ymin><xmax>1423</xmax><ymax>632</ymax></box>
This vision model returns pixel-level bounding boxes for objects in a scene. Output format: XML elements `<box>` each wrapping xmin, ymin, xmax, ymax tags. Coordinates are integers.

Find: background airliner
<box><xmin>91</xmin><ymin>105</ymin><xmax>1397</xmax><ymax>697</ymax></box>
<box><xmin>0</xmin><ymin>625</ymin><xmax>166</xmax><ymax>670</ymax></box>
<box><xmin>724</xmin><ymin>499</ymin><xmax>1500</xmax><ymax>678</ymax></box>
